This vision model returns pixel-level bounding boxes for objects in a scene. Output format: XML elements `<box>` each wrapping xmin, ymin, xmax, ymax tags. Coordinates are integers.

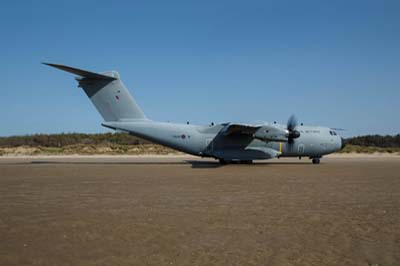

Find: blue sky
<box><xmin>1</xmin><ymin>0</ymin><xmax>399</xmax><ymax>137</ymax></box>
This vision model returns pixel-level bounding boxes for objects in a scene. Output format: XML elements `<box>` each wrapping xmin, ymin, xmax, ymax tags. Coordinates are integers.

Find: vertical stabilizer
<box><xmin>43</xmin><ymin>63</ymin><xmax>147</xmax><ymax>122</ymax></box>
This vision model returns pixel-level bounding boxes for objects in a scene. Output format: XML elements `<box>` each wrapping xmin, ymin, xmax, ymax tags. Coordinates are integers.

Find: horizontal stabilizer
<box><xmin>42</xmin><ymin>62</ymin><xmax>116</xmax><ymax>80</ymax></box>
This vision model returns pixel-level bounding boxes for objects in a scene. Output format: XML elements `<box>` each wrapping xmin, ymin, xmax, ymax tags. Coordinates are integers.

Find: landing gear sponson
<box><xmin>219</xmin><ymin>159</ymin><xmax>253</xmax><ymax>164</ymax></box>
<box><xmin>219</xmin><ymin>158</ymin><xmax>321</xmax><ymax>165</ymax></box>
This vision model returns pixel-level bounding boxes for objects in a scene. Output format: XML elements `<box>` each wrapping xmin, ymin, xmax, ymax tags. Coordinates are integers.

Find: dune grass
<box><xmin>0</xmin><ymin>144</ymin><xmax>180</xmax><ymax>156</ymax></box>
<box><xmin>1</xmin><ymin>143</ymin><xmax>399</xmax><ymax>156</ymax></box>
<box><xmin>337</xmin><ymin>144</ymin><xmax>400</xmax><ymax>154</ymax></box>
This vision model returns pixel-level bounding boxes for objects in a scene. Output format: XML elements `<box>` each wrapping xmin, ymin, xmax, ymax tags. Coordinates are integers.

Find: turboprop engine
<box><xmin>253</xmin><ymin>115</ymin><xmax>301</xmax><ymax>143</ymax></box>
<box><xmin>253</xmin><ymin>126</ymin><xmax>288</xmax><ymax>142</ymax></box>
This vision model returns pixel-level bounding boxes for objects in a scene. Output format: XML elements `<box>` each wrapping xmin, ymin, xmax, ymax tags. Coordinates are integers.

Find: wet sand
<box><xmin>1</xmin><ymin>156</ymin><xmax>399</xmax><ymax>266</ymax></box>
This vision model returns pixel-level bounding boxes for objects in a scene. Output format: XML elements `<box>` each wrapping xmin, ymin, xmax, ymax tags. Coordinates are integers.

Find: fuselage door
<box><xmin>298</xmin><ymin>143</ymin><xmax>305</xmax><ymax>155</ymax></box>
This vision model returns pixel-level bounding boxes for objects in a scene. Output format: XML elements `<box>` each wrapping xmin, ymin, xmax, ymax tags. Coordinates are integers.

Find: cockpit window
<box><xmin>329</xmin><ymin>130</ymin><xmax>337</xmax><ymax>136</ymax></box>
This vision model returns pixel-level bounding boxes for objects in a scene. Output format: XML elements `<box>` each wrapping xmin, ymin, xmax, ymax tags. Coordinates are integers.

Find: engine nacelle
<box><xmin>253</xmin><ymin>126</ymin><xmax>289</xmax><ymax>142</ymax></box>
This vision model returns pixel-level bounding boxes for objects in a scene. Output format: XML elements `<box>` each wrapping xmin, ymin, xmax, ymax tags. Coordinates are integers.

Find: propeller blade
<box><xmin>287</xmin><ymin>115</ymin><xmax>298</xmax><ymax>131</ymax></box>
<box><xmin>286</xmin><ymin>115</ymin><xmax>300</xmax><ymax>144</ymax></box>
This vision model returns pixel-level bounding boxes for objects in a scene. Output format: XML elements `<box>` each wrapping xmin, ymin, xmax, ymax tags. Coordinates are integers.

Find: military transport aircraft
<box><xmin>44</xmin><ymin>63</ymin><xmax>345</xmax><ymax>164</ymax></box>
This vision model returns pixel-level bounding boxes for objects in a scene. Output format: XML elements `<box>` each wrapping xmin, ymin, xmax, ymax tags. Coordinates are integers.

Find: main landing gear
<box><xmin>311</xmin><ymin>158</ymin><xmax>320</xmax><ymax>164</ymax></box>
<box><xmin>219</xmin><ymin>159</ymin><xmax>227</xmax><ymax>165</ymax></box>
<box><xmin>218</xmin><ymin>159</ymin><xmax>253</xmax><ymax>164</ymax></box>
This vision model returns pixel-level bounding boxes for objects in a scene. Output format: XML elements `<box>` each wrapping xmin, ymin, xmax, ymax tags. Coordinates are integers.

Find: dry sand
<box><xmin>0</xmin><ymin>155</ymin><xmax>399</xmax><ymax>266</ymax></box>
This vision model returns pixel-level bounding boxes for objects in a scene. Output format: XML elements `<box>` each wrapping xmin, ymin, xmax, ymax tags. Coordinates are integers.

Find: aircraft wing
<box><xmin>221</xmin><ymin>123</ymin><xmax>289</xmax><ymax>142</ymax></box>
<box><xmin>221</xmin><ymin>123</ymin><xmax>262</xmax><ymax>136</ymax></box>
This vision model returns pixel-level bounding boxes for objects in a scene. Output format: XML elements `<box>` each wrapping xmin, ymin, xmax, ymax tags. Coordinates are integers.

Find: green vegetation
<box><xmin>346</xmin><ymin>134</ymin><xmax>400</xmax><ymax>148</ymax></box>
<box><xmin>0</xmin><ymin>133</ymin><xmax>399</xmax><ymax>156</ymax></box>
<box><xmin>0</xmin><ymin>133</ymin><xmax>150</xmax><ymax>147</ymax></box>
<box><xmin>339</xmin><ymin>134</ymin><xmax>400</xmax><ymax>154</ymax></box>
<box><xmin>337</xmin><ymin>144</ymin><xmax>400</xmax><ymax>154</ymax></box>
<box><xmin>0</xmin><ymin>133</ymin><xmax>177</xmax><ymax>156</ymax></box>
<box><xmin>0</xmin><ymin>144</ymin><xmax>178</xmax><ymax>156</ymax></box>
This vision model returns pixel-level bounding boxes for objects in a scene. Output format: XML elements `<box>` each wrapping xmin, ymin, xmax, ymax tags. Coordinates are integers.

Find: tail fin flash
<box><xmin>43</xmin><ymin>63</ymin><xmax>147</xmax><ymax>122</ymax></box>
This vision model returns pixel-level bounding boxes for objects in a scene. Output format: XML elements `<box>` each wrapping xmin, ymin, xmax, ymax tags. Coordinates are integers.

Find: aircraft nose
<box><xmin>340</xmin><ymin>137</ymin><xmax>346</xmax><ymax>150</ymax></box>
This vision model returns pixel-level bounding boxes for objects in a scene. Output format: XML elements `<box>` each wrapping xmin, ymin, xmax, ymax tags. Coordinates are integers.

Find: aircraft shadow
<box><xmin>184</xmin><ymin>160</ymin><xmax>223</xmax><ymax>168</ymax></box>
<box><xmin>7</xmin><ymin>160</ymin><xmax>311</xmax><ymax>168</ymax></box>
<box><xmin>28</xmin><ymin>161</ymin><xmax>185</xmax><ymax>165</ymax></box>
<box><xmin>186</xmin><ymin>160</ymin><xmax>311</xmax><ymax>168</ymax></box>
<box><xmin>28</xmin><ymin>160</ymin><xmax>224</xmax><ymax>168</ymax></box>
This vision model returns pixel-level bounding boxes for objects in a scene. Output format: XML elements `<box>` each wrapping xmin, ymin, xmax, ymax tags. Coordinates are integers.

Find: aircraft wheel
<box><xmin>219</xmin><ymin>159</ymin><xmax>228</xmax><ymax>165</ymax></box>
<box><xmin>242</xmin><ymin>160</ymin><xmax>253</xmax><ymax>164</ymax></box>
<box><xmin>312</xmin><ymin>158</ymin><xmax>320</xmax><ymax>164</ymax></box>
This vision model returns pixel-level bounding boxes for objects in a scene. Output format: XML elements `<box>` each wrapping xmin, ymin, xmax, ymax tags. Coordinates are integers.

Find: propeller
<box><xmin>286</xmin><ymin>115</ymin><xmax>300</xmax><ymax>143</ymax></box>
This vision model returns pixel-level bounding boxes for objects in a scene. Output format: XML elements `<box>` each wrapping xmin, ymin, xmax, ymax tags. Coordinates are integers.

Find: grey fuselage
<box><xmin>103</xmin><ymin>120</ymin><xmax>343</xmax><ymax>161</ymax></box>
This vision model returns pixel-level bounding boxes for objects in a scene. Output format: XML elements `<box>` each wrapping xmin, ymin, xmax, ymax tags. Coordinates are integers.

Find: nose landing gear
<box><xmin>312</xmin><ymin>158</ymin><xmax>320</xmax><ymax>164</ymax></box>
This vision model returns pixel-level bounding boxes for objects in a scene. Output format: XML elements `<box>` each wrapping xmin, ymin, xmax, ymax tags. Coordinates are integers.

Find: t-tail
<box><xmin>43</xmin><ymin>63</ymin><xmax>148</xmax><ymax>122</ymax></box>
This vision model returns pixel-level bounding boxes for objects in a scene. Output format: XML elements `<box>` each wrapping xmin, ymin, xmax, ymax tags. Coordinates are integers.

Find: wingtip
<box><xmin>42</xmin><ymin>62</ymin><xmax>59</xmax><ymax>67</ymax></box>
